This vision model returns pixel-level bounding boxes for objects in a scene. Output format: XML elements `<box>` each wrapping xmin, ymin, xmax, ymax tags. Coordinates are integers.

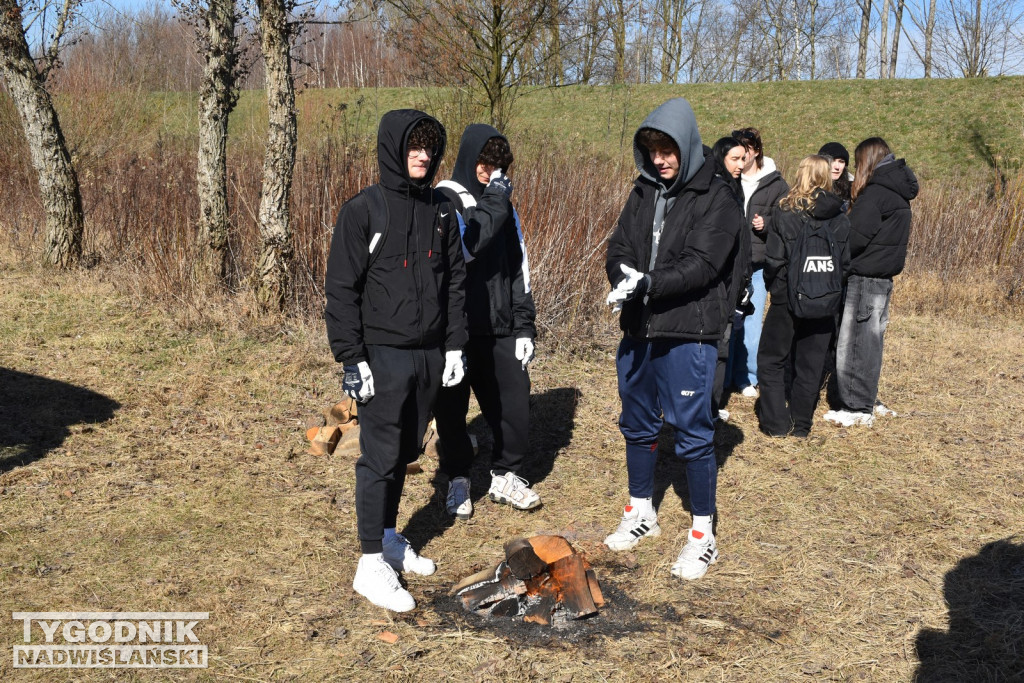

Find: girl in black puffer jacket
<box><xmin>757</xmin><ymin>155</ymin><xmax>850</xmax><ymax>437</ymax></box>
<box><xmin>825</xmin><ymin>138</ymin><xmax>919</xmax><ymax>427</ymax></box>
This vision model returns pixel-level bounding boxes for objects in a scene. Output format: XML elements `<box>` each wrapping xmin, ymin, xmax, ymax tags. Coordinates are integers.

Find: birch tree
<box><xmin>177</xmin><ymin>0</ymin><xmax>242</xmax><ymax>283</ymax></box>
<box><xmin>254</xmin><ymin>0</ymin><xmax>297</xmax><ymax>310</ymax></box>
<box><xmin>0</xmin><ymin>0</ymin><xmax>85</xmax><ymax>267</ymax></box>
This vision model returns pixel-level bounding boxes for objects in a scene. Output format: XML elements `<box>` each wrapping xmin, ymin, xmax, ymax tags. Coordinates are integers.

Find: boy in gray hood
<box><xmin>605</xmin><ymin>98</ymin><xmax>742</xmax><ymax>580</ymax></box>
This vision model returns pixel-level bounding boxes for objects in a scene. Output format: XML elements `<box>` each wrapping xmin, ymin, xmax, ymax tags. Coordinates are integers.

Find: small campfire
<box><xmin>453</xmin><ymin>535</ymin><xmax>604</xmax><ymax>627</ymax></box>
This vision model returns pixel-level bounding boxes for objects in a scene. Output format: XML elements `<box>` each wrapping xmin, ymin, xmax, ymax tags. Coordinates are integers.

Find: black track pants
<box><xmin>434</xmin><ymin>335</ymin><xmax>530</xmax><ymax>479</ymax></box>
<box><xmin>355</xmin><ymin>345</ymin><xmax>443</xmax><ymax>553</ymax></box>
<box><xmin>757</xmin><ymin>302</ymin><xmax>834</xmax><ymax>437</ymax></box>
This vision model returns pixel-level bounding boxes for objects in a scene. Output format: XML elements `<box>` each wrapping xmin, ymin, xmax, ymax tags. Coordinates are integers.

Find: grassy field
<box><xmin>4</xmin><ymin>77</ymin><xmax>1022</xmax><ymax>186</ymax></box>
<box><xmin>2</xmin><ymin>254</ymin><xmax>1023</xmax><ymax>680</ymax></box>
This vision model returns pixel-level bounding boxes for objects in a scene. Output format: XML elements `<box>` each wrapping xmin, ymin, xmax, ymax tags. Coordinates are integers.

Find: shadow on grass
<box><xmin>651</xmin><ymin>418</ymin><xmax>743</xmax><ymax>518</ymax></box>
<box><xmin>401</xmin><ymin>387</ymin><xmax>580</xmax><ymax>551</ymax></box>
<box><xmin>915</xmin><ymin>538</ymin><xmax>1024</xmax><ymax>682</ymax></box>
<box><xmin>0</xmin><ymin>368</ymin><xmax>120</xmax><ymax>473</ymax></box>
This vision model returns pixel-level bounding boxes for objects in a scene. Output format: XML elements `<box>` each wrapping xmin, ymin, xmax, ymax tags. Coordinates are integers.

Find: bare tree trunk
<box><xmin>808</xmin><ymin>0</ymin><xmax>818</xmax><ymax>79</ymax></box>
<box><xmin>857</xmin><ymin>0</ymin><xmax>872</xmax><ymax>77</ymax></box>
<box><xmin>196</xmin><ymin>0</ymin><xmax>238</xmax><ymax>283</ymax></box>
<box><xmin>609</xmin><ymin>0</ymin><xmax>627</xmax><ymax>83</ymax></box>
<box><xmin>924</xmin><ymin>0</ymin><xmax>936</xmax><ymax>76</ymax></box>
<box><xmin>879</xmin><ymin>0</ymin><xmax>891</xmax><ymax>77</ymax></box>
<box><xmin>547</xmin><ymin>4</ymin><xmax>562</xmax><ymax>85</ymax></box>
<box><xmin>0</xmin><ymin>0</ymin><xmax>84</xmax><ymax>268</ymax></box>
<box><xmin>888</xmin><ymin>0</ymin><xmax>904</xmax><ymax>76</ymax></box>
<box><xmin>255</xmin><ymin>0</ymin><xmax>296</xmax><ymax>311</ymax></box>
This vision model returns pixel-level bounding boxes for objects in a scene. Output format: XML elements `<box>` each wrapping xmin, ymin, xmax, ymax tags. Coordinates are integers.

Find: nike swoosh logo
<box><xmin>440</xmin><ymin>212</ymin><xmax>449</xmax><ymax>218</ymax></box>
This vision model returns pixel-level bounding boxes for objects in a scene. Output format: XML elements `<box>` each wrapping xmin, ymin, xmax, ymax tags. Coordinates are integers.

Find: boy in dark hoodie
<box><xmin>325</xmin><ymin>110</ymin><xmax>468</xmax><ymax>612</ymax></box>
<box><xmin>604</xmin><ymin>98</ymin><xmax>742</xmax><ymax>581</ymax></box>
<box><xmin>434</xmin><ymin>124</ymin><xmax>540</xmax><ymax>519</ymax></box>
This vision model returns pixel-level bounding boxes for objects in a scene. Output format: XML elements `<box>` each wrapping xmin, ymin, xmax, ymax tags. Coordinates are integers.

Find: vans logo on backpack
<box><xmin>802</xmin><ymin>256</ymin><xmax>834</xmax><ymax>273</ymax></box>
<box><xmin>788</xmin><ymin>217</ymin><xmax>844</xmax><ymax>319</ymax></box>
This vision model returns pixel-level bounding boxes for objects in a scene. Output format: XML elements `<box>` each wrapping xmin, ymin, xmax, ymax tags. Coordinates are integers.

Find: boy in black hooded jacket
<box><xmin>325</xmin><ymin>110</ymin><xmax>468</xmax><ymax>612</ymax></box>
<box><xmin>434</xmin><ymin>124</ymin><xmax>540</xmax><ymax>519</ymax></box>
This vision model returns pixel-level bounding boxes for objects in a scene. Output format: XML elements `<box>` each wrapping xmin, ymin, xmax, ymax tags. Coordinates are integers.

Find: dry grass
<box><xmin>2</xmin><ymin>258</ymin><xmax>1022</xmax><ymax>681</ymax></box>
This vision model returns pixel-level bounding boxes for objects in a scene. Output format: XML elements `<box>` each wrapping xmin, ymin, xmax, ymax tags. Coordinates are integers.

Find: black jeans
<box><xmin>757</xmin><ymin>301</ymin><xmax>835</xmax><ymax>436</ymax></box>
<box><xmin>434</xmin><ymin>335</ymin><xmax>530</xmax><ymax>479</ymax></box>
<box><xmin>355</xmin><ymin>345</ymin><xmax>443</xmax><ymax>554</ymax></box>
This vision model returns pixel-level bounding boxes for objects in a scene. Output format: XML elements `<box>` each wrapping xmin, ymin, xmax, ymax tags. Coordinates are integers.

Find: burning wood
<box><xmin>453</xmin><ymin>536</ymin><xmax>604</xmax><ymax>627</ymax></box>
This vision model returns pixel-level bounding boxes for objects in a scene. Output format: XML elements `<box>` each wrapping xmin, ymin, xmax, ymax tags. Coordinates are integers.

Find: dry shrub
<box><xmin>3</xmin><ymin>100</ymin><xmax>1024</xmax><ymax>335</ymax></box>
<box><xmin>904</xmin><ymin>172</ymin><xmax>1024</xmax><ymax>314</ymax></box>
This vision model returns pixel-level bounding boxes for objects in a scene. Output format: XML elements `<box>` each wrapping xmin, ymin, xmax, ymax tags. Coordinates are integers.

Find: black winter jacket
<box><xmin>847</xmin><ymin>157</ymin><xmax>919</xmax><ymax>278</ymax></box>
<box><xmin>742</xmin><ymin>160</ymin><xmax>789</xmax><ymax>268</ymax></box>
<box><xmin>764</xmin><ymin>191</ymin><xmax>851</xmax><ymax>303</ymax></box>
<box><xmin>607</xmin><ymin>152</ymin><xmax>743</xmax><ymax>342</ymax></box>
<box><xmin>714</xmin><ymin>168</ymin><xmax>750</xmax><ymax>310</ymax></box>
<box><xmin>437</xmin><ymin>124</ymin><xmax>536</xmax><ymax>339</ymax></box>
<box><xmin>325</xmin><ymin>110</ymin><xmax>468</xmax><ymax>365</ymax></box>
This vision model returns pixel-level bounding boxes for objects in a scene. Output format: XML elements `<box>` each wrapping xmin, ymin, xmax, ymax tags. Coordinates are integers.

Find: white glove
<box><xmin>342</xmin><ymin>361</ymin><xmax>374</xmax><ymax>403</ymax></box>
<box><xmin>606</xmin><ymin>264</ymin><xmax>646</xmax><ymax>311</ymax></box>
<box><xmin>514</xmin><ymin>337</ymin><xmax>535</xmax><ymax>370</ymax></box>
<box><xmin>487</xmin><ymin>169</ymin><xmax>513</xmax><ymax>198</ymax></box>
<box><xmin>442</xmin><ymin>350</ymin><xmax>465</xmax><ymax>387</ymax></box>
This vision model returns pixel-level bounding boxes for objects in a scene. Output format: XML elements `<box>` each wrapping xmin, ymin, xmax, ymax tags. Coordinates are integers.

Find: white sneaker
<box><xmin>353</xmin><ymin>554</ymin><xmax>415</xmax><ymax>612</ymax></box>
<box><xmin>740</xmin><ymin>385</ymin><xmax>759</xmax><ymax>398</ymax></box>
<box><xmin>670</xmin><ymin>530</ymin><xmax>718</xmax><ymax>580</ymax></box>
<box><xmin>874</xmin><ymin>403</ymin><xmax>897</xmax><ymax>417</ymax></box>
<box><xmin>488</xmin><ymin>471</ymin><xmax>541</xmax><ymax>510</ymax></box>
<box><xmin>603</xmin><ymin>505</ymin><xmax>661</xmax><ymax>551</ymax></box>
<box><xmin>382</xmin><ymin>533</ymin><xmax>436</xmax><ymax>576</ymax></box>
<box><xmin>824</xmin><ymin>409</ymin><xmax>874</xmax><ymax>427</ymax></box>
<box><xmin>446</xmin><ymin>476</ymin><xmax>473</xmax><ymax>520</ymax></box>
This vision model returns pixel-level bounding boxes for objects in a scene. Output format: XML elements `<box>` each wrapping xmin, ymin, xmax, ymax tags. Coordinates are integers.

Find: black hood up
<box><xmin>451</xmin><ymin>123</ymin><xmax>505</xmax><ymax>200</ymax></box>
<box><xmin>377</xmin><ymin>109</ymin><xmax>446</xmax><ymax>193</ymax></box>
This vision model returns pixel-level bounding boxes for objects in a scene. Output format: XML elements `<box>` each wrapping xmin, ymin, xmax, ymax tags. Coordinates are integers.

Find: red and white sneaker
<box><xmin>671</xmin><ymin>529</ymin><xmax>718</xmax><ymax>580</ymax></box>
<box><xmin>603</xmin><ymin>505</ymin><xmax>661</xmax><ymax>551</ymax></box>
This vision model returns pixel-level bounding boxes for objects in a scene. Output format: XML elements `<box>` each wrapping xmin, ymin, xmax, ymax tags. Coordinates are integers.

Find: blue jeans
<box><xmin>727</xmin><ymin>267</ymin><xmax>767</xmax><ymax>388</ymax></box>
<box><xmin>835</xmin><ymin>275</ymin><xmax>893</xmax><ymax>413</ymax></box>
<box><xmin>616</xmin><ymin>337</ymin><xmax>717</xmax><ymax>517</ymax></box>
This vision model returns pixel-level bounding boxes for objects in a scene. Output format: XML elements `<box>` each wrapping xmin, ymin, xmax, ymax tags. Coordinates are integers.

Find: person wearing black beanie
<box><xmin>818</xmin><ymin>142</ymin><xmax>853</xmax><ymax>203</ymax></box>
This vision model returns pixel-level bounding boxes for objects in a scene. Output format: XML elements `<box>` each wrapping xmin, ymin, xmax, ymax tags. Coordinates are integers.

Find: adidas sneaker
<box><xmin>603</xmin><ymin>505</ymin><xmax>661</xmax><ymax>551</ymax></box>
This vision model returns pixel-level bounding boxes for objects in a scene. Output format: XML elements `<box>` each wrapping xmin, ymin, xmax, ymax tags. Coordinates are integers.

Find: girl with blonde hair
<box><xmin>757</xmin><ymin>155</ymin><xmax>850</xmax><ymax>437</ymax></box>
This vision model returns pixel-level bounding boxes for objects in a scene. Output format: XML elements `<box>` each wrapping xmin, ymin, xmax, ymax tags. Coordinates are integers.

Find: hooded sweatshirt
<box><xmin>606</xmin><ymin>98</ymin><xmax>743</xmax><ymax>342</ymax></box>
<box><xmin>325</xmin><ymin>109</ymin><xmax>468</xmax><ymax>364</ymax></box>
<box><xmin>436</xmin><ymin>124</ymin><xmax>536</xmax><ymax>339</ymax></box>
<box><xmin>763</xmin><ymin>190</ymin><xmax>851</xmax><ymax>302</ymax></box>
<box><xmin>847</xmin><ymin>155</ymin><xmax>919</xmax><ymax>278</ymax></box>
<box><xmin>741</xmin><ymin>157</ymin><xmax>789</xmax><ymax>268</ymax></box>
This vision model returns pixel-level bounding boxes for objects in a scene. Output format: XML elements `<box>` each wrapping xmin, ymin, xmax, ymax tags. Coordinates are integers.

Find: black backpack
<box><xmin>787</xmin><ymin>215</ymin><xmax>843</xmax><ymax>319</ymax></box>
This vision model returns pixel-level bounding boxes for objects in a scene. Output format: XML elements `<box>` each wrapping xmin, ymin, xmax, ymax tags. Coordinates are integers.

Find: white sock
<box><xmin>362</xmin><ymin>552</ymin><xmax>383</xmax><ymax>562</ymax></box>
<box><xmin>383</xmin><ymin>528</ymin><xmax>397</xmax><ymax>543</ymax></box>
<box><xmin>691</xmin><ymin>515</ymin><xmax>713</xmax><ymax>539</ymax></box>
<box><xmin>629</xmin><ymin>496</ymin><xmax>655</xmax><ymax>519</ymax></box>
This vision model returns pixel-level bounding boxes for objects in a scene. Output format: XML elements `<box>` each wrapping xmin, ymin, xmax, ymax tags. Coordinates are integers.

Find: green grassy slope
<box><xmin>4</xmin><ymin>77</ymin><xmax>1021</xmax><ymax>183</ymax></box>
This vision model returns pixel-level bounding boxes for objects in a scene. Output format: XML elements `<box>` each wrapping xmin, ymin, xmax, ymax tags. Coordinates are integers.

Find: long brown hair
<box><xmin>779</xmin><ymin>155</ymin><xmax>832</xmax><ymax>213</ymax></box>
<box><xmin>851</xmin><ymin>137</ymin><xmax>892</xmax><ymax>202</ymax></box>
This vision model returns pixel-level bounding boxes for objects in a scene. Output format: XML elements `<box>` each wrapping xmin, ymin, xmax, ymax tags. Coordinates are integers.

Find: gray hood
<box><xmin>633</xmin><ymin>97</ymin><xmax>704</xmax><ymax>196</ymax></box>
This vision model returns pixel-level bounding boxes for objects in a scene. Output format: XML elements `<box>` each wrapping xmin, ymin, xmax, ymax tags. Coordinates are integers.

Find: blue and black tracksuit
<box><xmin>606</xmin><ymin>98</ymin><xmax>742</xmax><ymax>518</ymax></box>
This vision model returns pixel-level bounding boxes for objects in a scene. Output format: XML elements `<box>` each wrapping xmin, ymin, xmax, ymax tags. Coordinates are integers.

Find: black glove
<box><xmin>488</xmin><ymin>169</ymin><xmax>513</xmax><ymax>198</ymax></box>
